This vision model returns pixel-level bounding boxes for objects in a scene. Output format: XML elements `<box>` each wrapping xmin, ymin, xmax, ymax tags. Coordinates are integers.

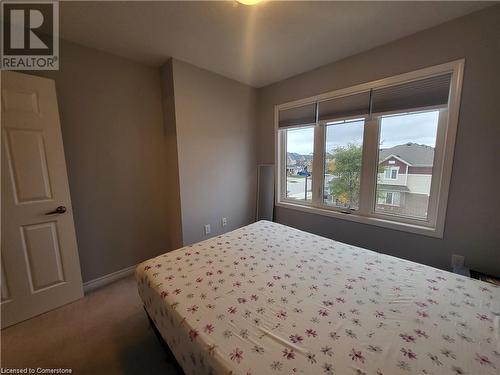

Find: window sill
<box><xmin>275</xmin><ymin>200</ymin><xmax>443</xmax><ymax>238</ymax></box>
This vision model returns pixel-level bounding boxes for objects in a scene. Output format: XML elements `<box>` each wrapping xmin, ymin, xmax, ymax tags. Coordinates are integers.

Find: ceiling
<box><xmin>60</xmin><ymin>1</ymin><xmax>492</xmax><ymax>88</ymax></box>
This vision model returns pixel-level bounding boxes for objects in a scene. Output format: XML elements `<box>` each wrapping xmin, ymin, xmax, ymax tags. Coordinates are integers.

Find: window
<box><xmin>285</xmin><ymin>126</ymin><xmax>314</xmax><ymax>202</ymax></box>
<box><xmin>323</xmin><ymin>118</ymin><xmax>364</xmax><ymax>209</ymax></box>
<box><xmin>376</xmin><ymin>111</ymin><xmax>439</xmax><ymax>220</ymax></box>
<box><xmin>276</xmin><ymin>60</ymin><xmax>464</xmax><ymax>237</ymax></box>
<box><xmin>386</xmin><ymin>192</ymin><xmax>395</xmax><ymax>205</ymax></box>
<box><xmin>384</xmin><ymin>167</ymin><xmax>398</xmax><ymax>180</ymax></box>
<box><xmin>377</xmin><ymin>191</ymin><xmax>401</xmax><ymax>206</ymax></box>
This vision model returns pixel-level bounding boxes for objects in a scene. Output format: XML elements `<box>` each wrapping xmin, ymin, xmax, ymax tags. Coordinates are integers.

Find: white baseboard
<box><xmin>83</xmin><ymin>264</ymin><xmax>137</xmax><ymax>294</ymax></box>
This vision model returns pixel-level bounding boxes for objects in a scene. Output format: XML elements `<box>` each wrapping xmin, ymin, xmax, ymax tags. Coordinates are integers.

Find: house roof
<box><xmin>379</xmin><ymin>143</ymin><xmax>434</xmax><ymax>167</ymax></box>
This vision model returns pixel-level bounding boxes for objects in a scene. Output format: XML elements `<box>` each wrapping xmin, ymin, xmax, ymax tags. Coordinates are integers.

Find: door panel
<box><xmin>1</xmin><ymin>88</ymin><xmax>40</xmax><ymax>114</ymax></box>
<box><xmin>1</xmin><ymin>257</ymin><xmax>11</xmax><ymax>303</ymax></box>
<box><xmin>1</xmin><ymin>71</ymin><xmax>83</xmax><ymax>328</ymax></box>
<box><xmin>4</xmin><ymin>128</ymin><xmax>53</xmax><ymax>203</ymax></box>
<box><xmin>21</xmin><ymin>221</ymin><xmax>65</xmax><ymax>291</ymax></box>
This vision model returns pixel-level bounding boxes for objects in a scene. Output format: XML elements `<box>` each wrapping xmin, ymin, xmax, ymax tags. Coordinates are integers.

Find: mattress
<box><xmin>136</xmin><ymin>220</ymin><xmax>499</xmax><ymax>375</ymax></box>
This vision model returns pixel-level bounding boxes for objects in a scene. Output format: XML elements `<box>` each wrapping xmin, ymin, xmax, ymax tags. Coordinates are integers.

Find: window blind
<box><xmin>317</xmin><ymin>91</ymin><xmax>370</xmax><ymax>121</ymax></box>
<box><xmin>371</xmin><ymin>73</ymin><xmax>452</xmax><ymax>114</ymax></box>
<box><xmin>278</xmin><ymin>103</ymin><xmax>316</xmax><ymax>128</ymax></box>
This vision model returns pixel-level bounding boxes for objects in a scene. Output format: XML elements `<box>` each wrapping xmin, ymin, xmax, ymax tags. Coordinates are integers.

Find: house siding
<box><xmin>406</xmin><ymin>174</ymin><xmax>432</xmax><ymax>195</ymax></box>
<box><xmin>380</xmin><ymin>158</ymin><xmax>408</xmax><ymax>172</ymax></box>
<box><xmin>377</xmin><ymin>193</ymin><xmax>429</xmax><ymax>218</ymax></box>
<box><xmin>408</xmin><ymin>166</ymin><xmax>433</xmax><ymax>174</ymax></box>
<box><xmin>378</xmin><ymin>172</ymin><xmax>407</xmax><ymax>186</ymax></box>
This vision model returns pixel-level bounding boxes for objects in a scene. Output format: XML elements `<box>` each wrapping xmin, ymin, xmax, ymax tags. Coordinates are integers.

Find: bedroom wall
<box><xmin>167</xmin><ymin>59</ymin><xmax>258</xmax><ymax>245</ymax></box>
<box><xmin>30</xmin><ymin>40</ymin><xmax>178</xmax><ymax>282</ymax></box>
<box><xmin>256</xmin><ymin>6</ymin><xmax>500</xmax><ymax>276</ymax></box>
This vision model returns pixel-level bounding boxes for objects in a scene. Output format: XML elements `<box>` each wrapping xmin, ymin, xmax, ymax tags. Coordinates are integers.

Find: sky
<box><xmin>287</xmin><ymin>110</ymin><xmax>439</xmax><ymax>155</ymax></box>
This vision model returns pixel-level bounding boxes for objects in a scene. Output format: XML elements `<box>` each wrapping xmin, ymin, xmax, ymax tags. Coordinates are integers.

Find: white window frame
<box><xmin>384</xmin><ymin>167</ymin><xmax>399</xmax><ymax>180</ymax></box>
<box><xmin>282</xmin><ymin>125</ymin><xmax>315</xmax><ymax>202</ymax></box>
<box><xmin>274</xmin><ymin>60</ymin><xmax>464</xmax><ymax>238</ymax></box>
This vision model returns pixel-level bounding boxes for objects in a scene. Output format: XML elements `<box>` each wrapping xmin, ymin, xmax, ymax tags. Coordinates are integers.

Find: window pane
<box><xmin>285</xmin><ymin>127</ymin><xmax>314</xmax><ymax>202</ymax></box>
<box><xmin>323</xmin><ymin>119</ymin><xmax>364</xmax><ymax>209</ymax></box>
<box><xmin>376</xmin><ymin>110</ymin><xmax>439</xmax><ymax>220</ymax></box>
<box><xmin>386</xmin><ymin>192</ymin><xmax>393</xmax><ymax>204</ymax></box>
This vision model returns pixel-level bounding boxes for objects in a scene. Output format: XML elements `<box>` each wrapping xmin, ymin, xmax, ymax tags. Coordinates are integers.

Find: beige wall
<box><xmin>168</xmin><ymin>59</ymin><xmax>258</xmax><ymax>245</ymax></box>
<box><xmin>30</xmin><ymin>40</ymin><xmax>178</xmax><ymax>282</ymax></box>
<box><xmin>26</xmin><ymin>43</ymin><xmax>257</xmax><ymax>282</ymax></box>
<box><xmin>257</xmin><ymin>6</ymin><xmax>500</xmax><ymax>276</ymax></box>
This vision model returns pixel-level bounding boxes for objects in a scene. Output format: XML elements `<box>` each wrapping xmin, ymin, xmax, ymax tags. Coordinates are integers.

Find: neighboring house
<box><xmin>377</xmin><ymin>142</ymin><xmax>434</xmax><ymax>218</ymax></box>
<box><xmin>286</xmin><ymin>155</ymin><xmax>299</xmax><ymax>175</ymax></box>
<box><xmin>287</xmin><ymin>152</ymin><xmax>312</xmax><ymax>175</ymax></box>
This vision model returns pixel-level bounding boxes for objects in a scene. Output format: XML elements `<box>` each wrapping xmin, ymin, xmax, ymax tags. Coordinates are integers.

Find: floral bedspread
<box><xmin>136</xmin><ymin>221</ymin><xmax>499</xmax><ymax>375</ymax></box>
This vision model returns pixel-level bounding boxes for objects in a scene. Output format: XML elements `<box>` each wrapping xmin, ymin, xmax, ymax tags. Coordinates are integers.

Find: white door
<box><xmin>1</xmin><ymin>71</ymin><xmax>83</xmax><ymax>328</ymax></box>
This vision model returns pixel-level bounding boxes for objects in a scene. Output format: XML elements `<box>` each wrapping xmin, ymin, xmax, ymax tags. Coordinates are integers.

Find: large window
<box><xmin>276</xmin><ymin>61</ymin><xmax>463</xmax><ymax>237</ymax></box>
<box><xmin>323</xmin><ymin>118</ymin><xmax>364</xmax><ymax>210</ymax></box>
<box><xmin>376</xmin><ymin>111</ymin><xmax>439</xmax><ymax>220</ymax></box>
<box><xmin>285</xmin><ymin>126</ymin><xmax>314</xmax><ymax>202</ymax></box>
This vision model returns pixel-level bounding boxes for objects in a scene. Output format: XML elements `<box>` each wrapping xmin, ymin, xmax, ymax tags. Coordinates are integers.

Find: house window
<box><xmin>384</xmin><ymin>167</ymin><xmax>398</xmax><ymax>180</ymax></box>
<box><xmin>377</xmin><ymin>191</ymin><xmax>401</xmax><ymax>206</ymax></box>
<box><xmin>275</xmin><ymin>60</ymin><xmax>464</xmax><ymax>237</ymax></box>
<box><xmin>386</xmin><ymin>192</ymin><xmax>394</xmax><ymax>205</ymax></box>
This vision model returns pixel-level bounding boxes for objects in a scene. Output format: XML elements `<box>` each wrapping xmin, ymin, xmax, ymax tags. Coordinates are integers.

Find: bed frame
<box><xmin>144</xmin><ymin>308</ymin><xmax>185</xmax><ymax>374</ymax></box>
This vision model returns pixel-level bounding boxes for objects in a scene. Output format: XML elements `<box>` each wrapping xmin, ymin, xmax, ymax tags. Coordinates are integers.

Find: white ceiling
<box><xmin>60</xmin><ymin>1</ymin><xmax>492</xmax><ymax>88</ymax></box>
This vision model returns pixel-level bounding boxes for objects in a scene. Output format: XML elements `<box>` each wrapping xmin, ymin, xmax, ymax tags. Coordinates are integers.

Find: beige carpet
<box><xmin>1</xmin><ymin>276</ymin><xmax>181</xmax><ymax>374</ymax></box>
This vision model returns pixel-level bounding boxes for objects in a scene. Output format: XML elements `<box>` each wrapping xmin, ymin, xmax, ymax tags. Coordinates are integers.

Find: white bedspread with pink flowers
<box><xmin>136</xmin><ymin>220</ymin><xmax>499</xmax><ymax>375</ymax></box>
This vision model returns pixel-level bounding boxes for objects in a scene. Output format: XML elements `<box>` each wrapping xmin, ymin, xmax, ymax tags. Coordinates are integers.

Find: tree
<box><xmin>327</xmin><ymin>144</ymin><xmax>362</xmax><ymax>207</ymax></box>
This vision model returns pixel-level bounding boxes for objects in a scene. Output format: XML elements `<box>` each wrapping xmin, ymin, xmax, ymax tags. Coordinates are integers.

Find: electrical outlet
<box><xmin>451</xmin><ymin>254</ymin><xmax>465</xmax><ymax>268</ymax></box>
<box><xmin>204</xmin><ymin>224</ymin><xmax>211</xmax><ymax>235</ymax></box>
<box><xmin>221</xmin><ymin>217</ymin><xmax>227</xmax><ymax>227</ymax></box>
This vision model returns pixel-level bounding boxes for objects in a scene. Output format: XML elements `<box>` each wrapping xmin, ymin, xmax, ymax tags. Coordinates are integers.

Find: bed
<box><xmin>136</xmin><ymin>220</ymin><xmax>499</xmax><ymax>375</ymax></box>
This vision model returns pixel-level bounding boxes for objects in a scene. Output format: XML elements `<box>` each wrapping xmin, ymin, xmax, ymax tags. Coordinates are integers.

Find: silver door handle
<box><xmin>45</xmin><ymin>206</ymin><xmax>67</xmax><ymax>215</ymax></box>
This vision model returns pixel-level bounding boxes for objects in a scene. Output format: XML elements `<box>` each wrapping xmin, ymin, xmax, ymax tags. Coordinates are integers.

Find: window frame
<box><xmin>322</xmin><ymin>116</ymin><xmax>366</xmax><ymax>210</ymax></box>
<box><xmin>281</xmin><ymin>124</ymin><xmax>315</xmax><ymax>203</ymax></box>
<box><xmin>384</xmin><ymin>167</ymin><xmax>399</xmax><ymax>180</ymax></box>
<box><xmin>274</xmin><ymin>60</ymin><xmax>464</xmax><ymax>238</ymax></box>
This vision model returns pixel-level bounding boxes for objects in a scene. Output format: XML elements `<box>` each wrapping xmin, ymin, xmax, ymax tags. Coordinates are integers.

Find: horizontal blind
<box><xmin>278</xmin><ymin>103</ymin><xmax>316</xmax><ymax>128</ymax></box>
<box><xmin>318</xmin><ymin>91</ymin><xmax>370</xmax><ymax>121</ymax></box>
<box><xmin>371</xmin><ymin>73</ymin><xmax>452</xmax><ymax>114</ymax></box>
